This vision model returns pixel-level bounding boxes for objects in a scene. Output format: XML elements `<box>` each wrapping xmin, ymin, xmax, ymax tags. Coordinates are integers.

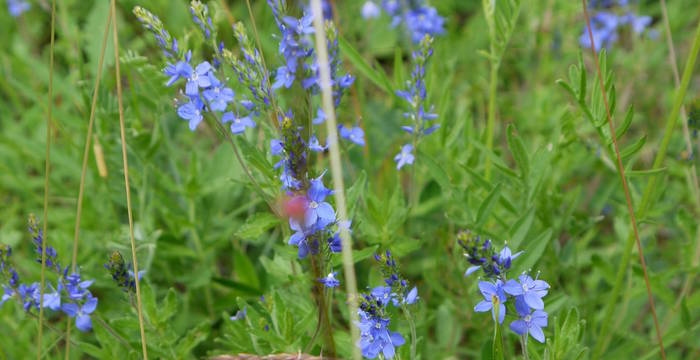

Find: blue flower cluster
<box><xmin>394</xmin><ymin>35</ymin><xmax>438</xmax><ymax>170</ymax></box>
<box><xmin>104</xmin><ymin>250</ymin><xmax>144</xmax><ymax>293</ymax></box>
<box><xmin>362</xmin><ymin>0</ymin><xmax>444</xmax><ymax>43</ymax></box>
<box><xmin>458</xmin><ymin>230</ymin><xmax>550</xmax><ymax>343</ymax></box>
<box><xmin>580</xmin><ymin>0</ymin><xmax>652</xmax><ymax>51</ymax></box>
<box><xmin>0</xmin><ymin>216</ymin><xmax>98</xmax><ymax>332</ymax></box>
<box><xmin>356</xmin><ymin>251</ymin><xmax>418</xmax><ymax>359</ymax></box>
<box><xmin>134</xmin><ymin>5</ymin><xmax>257</xmax><ymax>135</ymax></box>
<box><xmin>7</xmin><ymin>0</ymin><xmax>29</xmax><ymax>17</ymax></box>
<box><xmin>268</xmin><ymin>0</ymin><xmax>354</xmax><ymax>112</ymax></box>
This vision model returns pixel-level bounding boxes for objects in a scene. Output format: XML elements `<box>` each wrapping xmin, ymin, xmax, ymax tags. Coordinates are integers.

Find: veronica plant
<box><xmin>0</xmin><ymin>216</ymin><xmax>98</xmax><ymax>332</ymax></box>
<box><xmin>580</xmin><ymin>0</ymin><xmax>653</xmax><ymax>51</ymax></box>
<box><xmin>356</xmin><ymin>250</ymin><xmax>419</xmax><ymax>360</ymax></box>
<box><xmin>361</xmin><ymin>0</ymin><xmax>444</xmax><ymax>44</ymax></box>
<box><xmin>394</xmin><ymin>34</ymin><xmax>438</xmax><ymax>171</ymax></box>
<box><xmin>134</xmin><ymin>1</ymin><xmax>359</xmax><ymax>356</ymax></box>
<box><xmin>459</xmin><ymin>230</ymin><xmax>551</xmax><ymax>357</ymax></box>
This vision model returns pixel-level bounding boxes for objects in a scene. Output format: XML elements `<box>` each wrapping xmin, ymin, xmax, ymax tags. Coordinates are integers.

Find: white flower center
<box><xmin>192</xmin><ymin>73</ymin><xmax>198</xmax><ymax>81</ymax></box>
<box><xmin>522</xmin><ymin>283</ymin><xmax>528</xmax><ymax>292</ymax></box>
<box><xmin>524</xmin><ymin>315</ymin><xmax>532</xmax><ymax>322</ymax></box>
<box><xmin>309</xmin><ymin>201</ymin><xmax>319</xmax><ymax>209</ymax></box>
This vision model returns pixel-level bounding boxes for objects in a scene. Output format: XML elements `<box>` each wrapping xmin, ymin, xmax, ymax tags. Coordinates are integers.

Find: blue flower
<box><xmin>339</xmin><ymin>125</ymin><xmax>365</xmax><ymax>146</ymax></box>
<box><xmin>1</xmin><ymin>285</ymin><xmax>13</xmax><ymax>306</ymax></box>
<box><xmin>7</xmin><ymin>0</ymin><xmax>30</xmax><ymax>17</ymax></box>
<box><xmin>319</xmin><ymin>271</ymin><xmax>340</xmax><ymax>288</ymax></box>
<box><xmin>394</xmin><ymin>144</ymin><xmax>415</xmax><ymax>170</ymax></box>
<box><xmin>282</xmin><ymin>12</ymin><xmax>315</xmax><ymax>36</ymax></box>
<box><xmin>308</xmin><ymin>136</ymin><xmax>327</xmax><ymax>152</ymax></box>
<box><xmin>42</xmin><ymin>285</ymin><xmax>61</xmax><ymax>311</ymax></box>
<box><xmin>177</xmin><ymin>97</ymin><xmax>205</xmax><ymax>131</ymax></box>
<box><xmin>288</xmin><ymin>219</ymin><xmax>314</xmax><ymax>259</ymax></box>
<box><xmin>402</xmin><ymin>286</ymin><xmax>419</xmax><ymax>305</ymax></box>
<box><xmin>503</xmin><ymin>274</ymin><xmax>550</xmax><ymax>310</ymax></box>
<box><xmin>498</xmin><ymin>245</ymin><xmax>522</xmax><ymax>271</ymax></box>
<box><xmin>357</xmin><ymin>309</ymin><xmax>405</xmax><ymax>359</ymax></box>
<box><xmin>202</xmin><ymin>73</ymin><xmax>235</xmax><ymax>112</ymax></box>
<box><xmin>186</xmin><ymin>61</ymin><xmax>213</xmax><ymax>96</ymax></box>
<box><xmin>17</xmin><ymin>282</ymin><xmax>40</xmax><ymax>312</ymax></box>
<box><xmin>164</xmin><ymin>51</ymin><xmax>193</xmax><ymax>86</ymax></box>
<box><xmin>64</xmin><ymin>273</ymin><xmax>94</xmax><ymax>301</ymax></box>
<box><xmin>230</xmin><ymin>306</ymin><xmax>247</xmax><ymax>321</ymax></box>
<box><xmin>328</xmin><ymin>220</ymin><xmax>351</xmax><ymax>253</ymax></box>
<box><xmin>272</xmin><ymin>65</ymin><xmax>296</xmax><ymax>89</ymax></box>
<box><xmin>510</xmin><ymin>309</ymin><xmax>548</xmax><ymax>343</ymax></box>
<box><xmin>270</xmin><ymin>139</ymin><xmax>284</xmax><ymax>156</ymax></box>
<box><xmin>61</xmin><ymin>295</ymin><xmax>98</xmax><ymax>332</ymax></box>
<box><xmin>371</xmin><ymin>286</ymin><xmax>393</xmax><ymax>307</ymax></box>
<box><xmin>474</xmin><ymin>280</ymin><xmax>507</xmax><ymax>324</ymax></box>
<box><xmin>362</xmin><ymin>1</ymin><xmax>381</xmax><ymax>19</ymax></box>
<box><xmin>303</xmin><ymin>174</ymin><xmax>336</xmax><ymax>229</ymax></box>
<box><xmin>222</xmin><ymin>111</ymin><xmax>256</xmax><ymax>134</ymax></box>
<box><xmin>313</xmin><ymin>108</ymin><xmax>326</xmax><ymax>125</ymax></box>
<box><xmin>405</xmin><ymin>6</ymin><xmax>445</xmax><ymax>43</ymax></box>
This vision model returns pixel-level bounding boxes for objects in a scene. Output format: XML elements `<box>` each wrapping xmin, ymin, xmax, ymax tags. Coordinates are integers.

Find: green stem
<box><xmin>401</xmin><ymin>305</ymin><xmax>417</xmax><ymax>360</ymax></box>
<box><xmin>593</xmin><ymin>14</ymin><xmax>700</xmax><ymax>359</ymax></box>
<box><xmin>521</xmin><ymin>335</ymin><xmax>529</xmax><ymax>360</ymax></box>
<box><xmin>492</xmin><ymin>301</ymin><xmax>505</xmax><ymax>360</ymax></box>
<box><xmin>484</xmin><ymin>62</ymin><xmax>499</xmax><ymax>181</ymax></box>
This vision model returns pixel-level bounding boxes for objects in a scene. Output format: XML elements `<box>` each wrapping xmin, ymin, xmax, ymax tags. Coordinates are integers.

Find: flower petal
<box><xmin>510</xmin><ymin>319</ymin><xmax>528</xmax><ymax>335</ymax></box>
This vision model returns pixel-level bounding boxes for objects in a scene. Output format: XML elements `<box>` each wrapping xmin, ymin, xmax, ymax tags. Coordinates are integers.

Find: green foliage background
<box><xmin>0</xmin><ymin>0</ymin><xmax>699</xmax><ymax>358</ymax></box>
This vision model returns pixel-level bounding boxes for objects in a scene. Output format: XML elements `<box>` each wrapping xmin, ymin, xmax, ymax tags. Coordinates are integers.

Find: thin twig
<box><xmin>110</xmin><ymin>0</ymin><xmax>149</xmax><ymax>357</ymax></box>
<box><xmin>36</xmin><ymin>0</ymin><xmax>56</xmax><ymax>358</ymax></box>
<box><xmin>309</xmin><ymin>1</ymin><xmax>361</xmax><ymax>359</ymax></box>
<box><xmin>581</xmin><ymin>1</ymin><xmax>665</xmax><ymax>358</ymax></box>
<box><xmin>64</xmin><ymin>7</ymin><xmax>113</xmax><ymax>359</ymax></box>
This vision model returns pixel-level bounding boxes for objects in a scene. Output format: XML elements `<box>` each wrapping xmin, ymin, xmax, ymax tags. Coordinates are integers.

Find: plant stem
<box><xmin>592</xmin><ymin>5</ymin><xmax>700</xmax><ymax>358</ymax></box>
<box><xmin>111</xmin><ymin>0</ymin><xmax>149</xmax><ymax>356</ymax></box>
<box><xmin>402</xmin><ymin>305</ymin><xmax>417</xmax><ymax>360</ymax></box>
<box><xmin>36</xmin><ymin>1</ymin><xmax>56</xmax><ymax>358</ymax></box>
<box><xmin>484</xmin><ymin>62</ymin><xmax>499</xmax><ymax>181</ymax></box>
<box><xmin>520</xmin><ymin>335</ymin><xmax>529</xmax><ymax>360</ymax></box>
<box><xmin>310</xmin><ymin>1</ymin><xmax>361</xmax><ymax>359</ymax></box>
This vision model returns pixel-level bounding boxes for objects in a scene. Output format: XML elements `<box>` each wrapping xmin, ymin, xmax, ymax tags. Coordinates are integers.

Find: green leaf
<box><xmin>627</xmin><ymin>167</ymin><xmax>667</xmax><ymax>177</ymax></box>
<box><xmin>234</xmin><ymin>249</ymin><xmax>260</xmax><ymax>289</ymax></box>
<box><xmin>506</xmin><ymin>124</ymin><xmax>529</xmax><ymax>180</ymax></box>
<box><xmin>339</xmin><ymin>35</ymin><xmax>393</xmax><ymax>94</ymax></box>
<box><xmin>509</xmin><ymin>207</ymin><xmax>535</xmax><ymax>249</ymax></box>
<box><xmin>158</xmin><ymin>288</ymin><xmax>178</xmax><ymax>324</ymax></box>
<box><xmin>476</xmin><ymin>183</ymin><xmax>502</xmax><ymax>227</ymax></box>
<box><xmin>235</xmin><ymin>212</ymin><xmax>280</xmax><ymax>242</ymax></box>
<box><xmin>620</xmin><ymin>135</ymin><xmax>647</xmax><ymax>160</ymax></box>
<box><xmin>681</xmin><ymin>298</ymin><xmax>691</xmax><ymax>330</ymax></box>
<box><xmin>419</xmin><ymin>149</ymin><xmax>452</xmax><ymax>192</ymax></box>
<box><xmin>513</xmin><ymin>229</ymin><xmax>552</xmax><ymax>274</ymax></box>
<box><xmin>212</xmin><ymin>276</ymin><xmax>262</xmax><ymax>295</ymax></box>
<box><xmin>615</xmin><ymin>106</ymin><xmax>634</xmax><ymax>140</ymax></box>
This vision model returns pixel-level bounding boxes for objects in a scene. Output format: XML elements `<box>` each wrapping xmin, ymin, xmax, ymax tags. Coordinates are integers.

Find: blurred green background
<box><xmin>1</xmin><ymin>0</ymin><xmax>699</xmax><ymax>358</ymax></box>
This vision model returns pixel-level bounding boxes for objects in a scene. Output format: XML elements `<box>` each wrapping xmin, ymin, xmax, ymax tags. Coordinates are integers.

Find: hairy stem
<box><xmin>484</xmin><ymin>62</ymin><xmax>499</xmax><ymax>181</ymax></box>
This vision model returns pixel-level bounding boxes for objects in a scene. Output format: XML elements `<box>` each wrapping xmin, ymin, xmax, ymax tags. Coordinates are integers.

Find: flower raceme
<box><xmin>460</xmin><ymin>230</ymin><xmax>551</xmax><ymax>343</ymax></box>
<box><xmin>354</xmin><ymin>251</ymin><xmax>419</xmax><ymax>359</ymax></box>
<box><xmin>361</xmin><ymin>0</ymin><xmax>445</xmax><ymax>44</ymax></box>
<box><xmin>0</xmin><ymin>216</ymin><xmax>98</xmax><ymax>332</ymax></box>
